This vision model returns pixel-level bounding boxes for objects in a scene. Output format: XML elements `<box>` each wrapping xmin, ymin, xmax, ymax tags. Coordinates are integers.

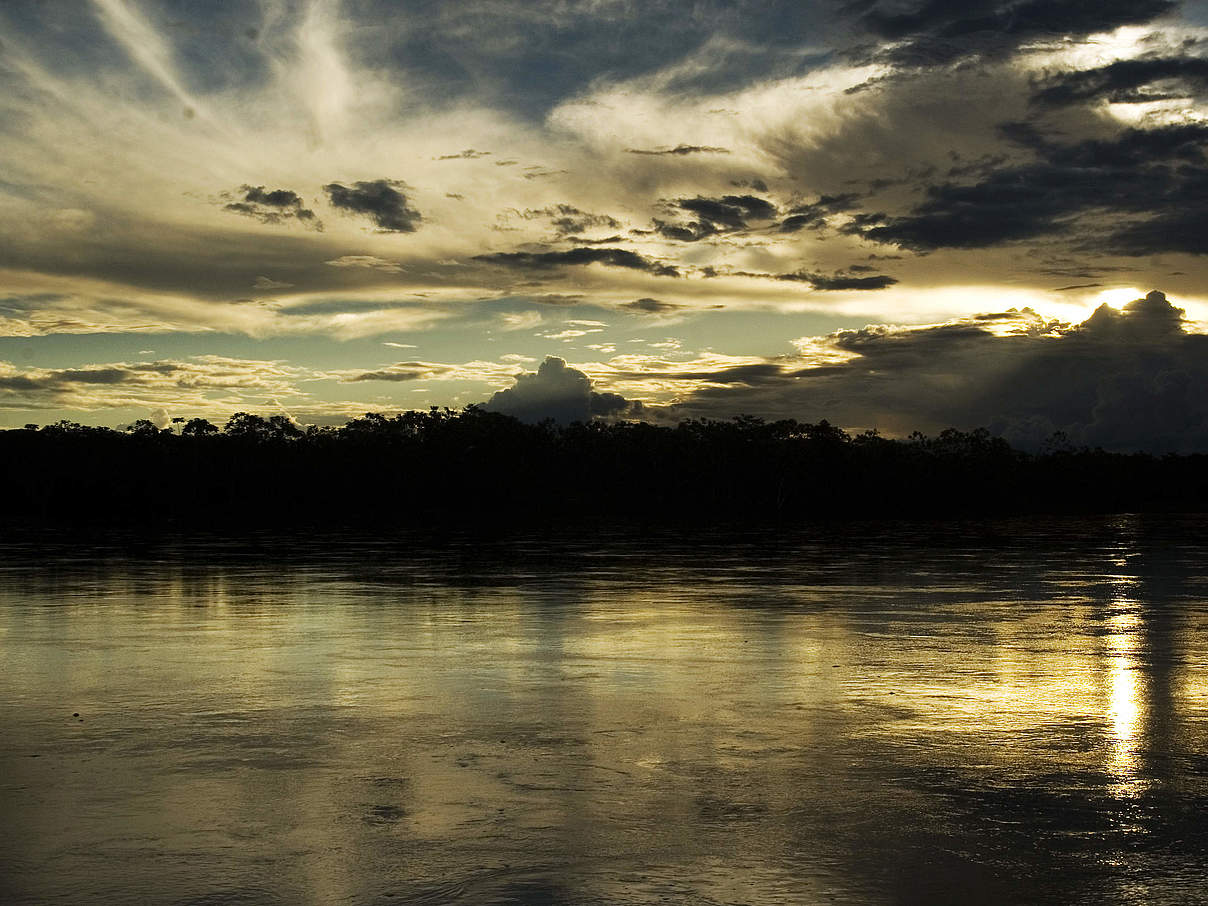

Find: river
<box><xmin>2</xmin><ymin>516</ymin><xmax>1206</xmax><ymax>904</ymax></box>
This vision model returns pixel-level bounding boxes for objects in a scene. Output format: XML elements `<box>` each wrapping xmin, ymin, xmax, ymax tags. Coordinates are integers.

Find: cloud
<box><xmin>0</xmin><ymin>355</ymin><xmax>307</xmax><ymax>413</ymax></box>
<box><xmin>540</xmin><ymin>328</ymin><xmax>601</xmax><ymax>341</ymax></box>
<box><xmin>344</xmin><ymin>362</ymin><xmax>454</xmax><ymax>382</ymax></box>
<box><xmin>332</xmin><ymin>358</ymin><xmax>525</xmax><ymax>387</ymax></box>
<box><xmin>324</xmin><ymin>255</ymin><xmax>405</xmax><ymax>272</ymax></box>
<box><xmin>625</xmin><ymin>144</ymin><xmax>731</xmax><ymax>155</ymax></box>
<box><xmin>853</xmin><ymin>124</ymin><xmax>1208</xmax><ymax>254</ymax></box>
<box><xmin>223</xmin><ymin>185</ymin><xmax>321</xmax><ymax>229</ymax></box>
<box><xmin>1030</xmin><ymin>56</ymin><xmax>1208</xmax><ymax>108</ymax></box>
<box><xmin>621</xmin><ymin>297</ymin><xmax>683</xmax><ymax>314</ymax></box>
<box><xmin>651</xmin><ymin>219</ymin><xmax>720</xmax><ymax>242</ymax></box>
<box><xmin>852</xmin><ymin>0</ymin><xmax>1178</xmax><ymax>69</ymax></box>
<box><xmin>660</xmin><ymin>290</ymin><xmax>1208</xmax><ymax>452</ymax></box>
<box><xmin>526</xmin><ymin>294</ymin><xmax>586</xmax><ymax>306</ymax></box>
<box><xmin>323</xmin><ymin>179</ymin><xmax>421</xmax><ymax>232</ymax></box>
<box><xmin>650</xmin><ymin>193</ymin><xmax>778</xmax><ymax>243</ymax></box>
<box><xmin>678</xmin><ymin>194</ymin><xmax>777</xmax><ymax>229</ymax></box>
<box><xmin>779</xmin><ymin>193</ymin><xmax>861</xmax><ymax>232</ymax></box>
<box><xmin>718</xmin><ymin>268</ymin><xmax>898</xmax><ymax>289</ymax></box>
<box><xmin>484</xmin><ymin>355</ymin><xmax>633</xmax><ymax>424</ymax></box>
<box><xmin>777</xmin><ymin>271</ymin><xmax>899</xmax><ymax>290</ymax></box>
<box><xmin>253</xmin><ymin>276</ymin><xmax>294</xmax><ymax>290</ymax></box>
<box><xmin>513</xmin><ymin>204</ymin><xmax>622</xmax><ymax>238</ymax></box>
<box><xmin>436</xmin><ymin>148</ymin><xmax>492</xmax><ymax>159</ymax></box>
<box><xmin>474</xmin><ymin>248</ymin><xmax>680</xmax><ymax>276</ymax></box>
<box><xmin>499</xmin><ymin>311</ymin><xmax>543</xmax><ymax>331</ymax></box>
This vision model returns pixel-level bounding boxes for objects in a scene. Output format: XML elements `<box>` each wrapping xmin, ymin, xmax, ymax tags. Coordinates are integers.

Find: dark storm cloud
<box><xmin>652</xmin><ymin>219</ymin><xmax>720</xmax><ymax>242</ymax></box>
<box><xmin>484</xmin><ymin>356</ymin><xmax>632</xmax><ymax>424</ymax></box>
<box><xmin>679</xmin><ymin>195</ymin><xmax>777</xmax><ymax>229</ymax></box>
<box><xmin>626</xmin><ymin>145</ymin><xmax>731</xmax><ymax>155</ymax></box>
<box><xmin>850</xmin><ymin>0</ymin><xmax>1178</xmax><ymax>68</ymax></box>
<box><xmin>1107</xmin><ymin>207</ymin><xmax>1208</xmax><ymax>256</ymax></box>
<box><xmin>1031</xmin><ymin>56</ymin><xmax>1208</xmax><ymax>108</ymax></box>
<box><xmin>779</xmin><ymin>193</ymin><xmax>862</xmax><ymax>232</ymax></box>
<box><xmin>323</xmin><ymin>180</ymin><xmax>421</xmax><ymax>233</ymax></box>
<box><xmin>224</xmin><ymin>185</ymin><xmax>321</xmax><ymax>229</ymax></box>
<box><xmin>620</xmin><ymin>298</ymin><xmax>683</xmax><ymax>314</ymax></box>
<box><xmin>474</xmin><ymin>248</ymin><xmax>680</xmax><ymax>277</ymax></box>
<box><xmin>777</xmin><ymin>271</ymin><xmax>899</xmax><ymax>290</ymax></box>
<box><xmin>853</xmin><ymin>124</ymin><xmax>1208</xmax><ymax>253</ymax></box>
<box><xmin>718</xmin><ymin>268</ymin><xmax>898</xmax><ymax>289</ymax></box>
<box><xmin>667</xmin><ymin>291</ymin><xmax>1208</xmax><ymax>452</ymax></box>
<box><xmin>652</xmin><ymin>194</ymin><xmax>778</xmax><ymax>242</ymax></box>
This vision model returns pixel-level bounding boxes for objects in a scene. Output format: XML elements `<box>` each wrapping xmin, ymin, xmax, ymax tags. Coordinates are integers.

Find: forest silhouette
<box><xmin>3</xmin><ymin>408</ymin><xmax>1206</xmax><ymax>529</ymax></box>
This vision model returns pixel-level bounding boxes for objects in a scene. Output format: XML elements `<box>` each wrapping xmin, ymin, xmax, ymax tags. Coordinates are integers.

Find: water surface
<box><xmin>2</xmin><ymin>517</ymin><xmax>1207</xmax><ymax>904</ymax></box>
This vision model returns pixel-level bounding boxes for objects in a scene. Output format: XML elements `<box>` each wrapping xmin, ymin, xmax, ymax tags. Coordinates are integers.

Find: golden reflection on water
<box><xmin>1106</xmin><ymin>601</ymin><xmax>1144</xmax><ymax>794</ymax></box>
<box><xmin>3</xmin><ymin>525</ymin><xmax>1207</xmax><ymax>905</ymax></box>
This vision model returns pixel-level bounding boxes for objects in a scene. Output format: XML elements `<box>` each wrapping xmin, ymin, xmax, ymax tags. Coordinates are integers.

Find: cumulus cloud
<box><xmin>484</xmin><ymin>356</ymin><xmax>633</xmax><ymax>424</ymax></box>
<box><xmin>323</xmin><ymin>179</ymin><xmax>421</xmax><ymax>232</ymax></box>
<box><xmin>661</xmin><ymin>291</ymin><xmax>1208</xmax><ymax>451</ymax></box>
<box><xmin>223</xmin><ymin>185</ymin><xmax>321</xmax><ymax>229</ymax></box>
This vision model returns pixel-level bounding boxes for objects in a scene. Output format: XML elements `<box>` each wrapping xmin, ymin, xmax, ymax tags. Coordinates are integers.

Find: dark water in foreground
<box><xmin>2</xmin><ymin>517</ymin><xmax>1208</xmax><ymax>905</ymax></box>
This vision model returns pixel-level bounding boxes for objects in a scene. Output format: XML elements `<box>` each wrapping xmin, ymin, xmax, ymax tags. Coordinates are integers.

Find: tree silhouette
<box><xmin>0</xmin><ymin>408</ymin><xmax>1205</xmax><ymax>529</ymax></box>
<box><xmin>182</xmin><ymin>418</ymin><xmax>218</xmax><ymax>437</ymax></box>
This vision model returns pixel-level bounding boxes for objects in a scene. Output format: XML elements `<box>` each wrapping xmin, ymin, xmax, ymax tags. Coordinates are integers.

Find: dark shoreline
<box><xmin>5</xmin><ymin>410</ymin><xmax>1207</xmax><ymax>530</ymax></box>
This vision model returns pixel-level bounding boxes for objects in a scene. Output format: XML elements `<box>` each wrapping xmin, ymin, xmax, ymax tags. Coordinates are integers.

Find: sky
<box><xmin>3</xmin><ymin>0</ymin><xmax>1208</xmax><ymax>449</ymax></box>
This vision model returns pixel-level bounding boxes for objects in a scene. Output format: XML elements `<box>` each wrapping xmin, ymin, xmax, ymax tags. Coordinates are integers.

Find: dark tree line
<box><xmin>3</xmin><ymin>408</ymin><xmax>1207</xmax><ymax>529</ymax></box>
